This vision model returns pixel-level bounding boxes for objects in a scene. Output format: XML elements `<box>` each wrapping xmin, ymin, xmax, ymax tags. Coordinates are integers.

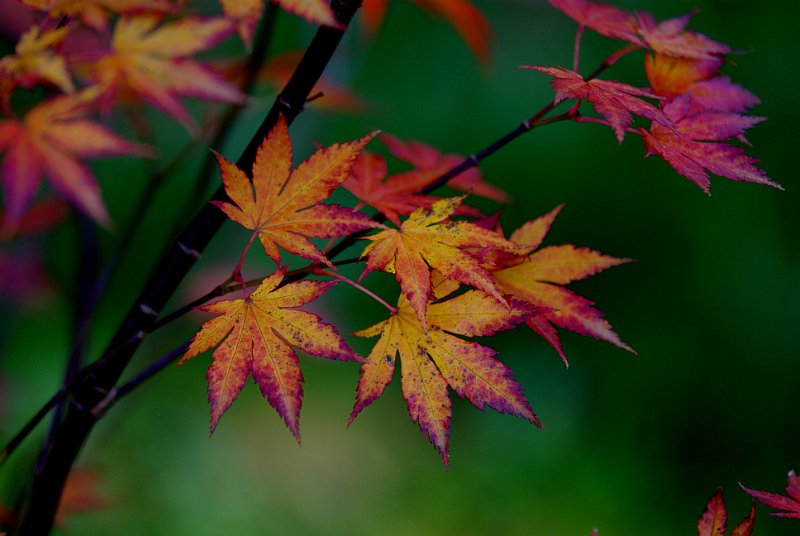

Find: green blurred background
<box><xmin>1</xmin><ymin>0</ymin><xmax>798</xmax><ymax>534</ymax></box>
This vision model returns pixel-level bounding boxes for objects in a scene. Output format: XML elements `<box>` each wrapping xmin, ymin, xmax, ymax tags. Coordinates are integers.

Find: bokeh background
<box><xmin>1</xmin><ymin>0</ymin><xmax>798</xmax><ymax>534</ymax></box>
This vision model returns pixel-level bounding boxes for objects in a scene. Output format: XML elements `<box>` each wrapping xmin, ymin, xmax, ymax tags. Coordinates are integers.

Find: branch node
<box><xmin>278</xmin><ymin>94</ymin><xmax>305</xmax><ymax>114</ymax></box>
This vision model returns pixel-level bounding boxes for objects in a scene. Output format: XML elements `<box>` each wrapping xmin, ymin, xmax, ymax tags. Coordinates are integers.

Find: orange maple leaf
<box><xmin>92</xmin><ymin>15</ymin><xmax>243</xmax><ymax>132</ymax></box>
<box><xmin>0</xmin><ymin>25</ymin><xmax>74</xmax><ymax>103</ymax></box>
<box><xmin>489</xmin><ymin>205</ymin><xmax>634</xmax><ymax>365</ymax></box>
<box><xmin>361</xmin><ymin>0</ymin><xmax>491</xmax><ymax>62</ymax></box>
<box><xmin>0</xmin><ymin>89</ymin><xmax>153</xmax><ymax>232</ymax></box>
<box><xmin>272</xmin><ymin>0</ymin><xmax>339</xmax><ymax>27</ymax></box>
<box><xmin>180</xmin><ymin>270</ymin><xmax>362</xmax><ymax>437</ymax></box>
<box><xmin>547</xmin><ymin>0</ymin><xmax>641</xmax><ymax>44</ymax></box>
<box><xmin>219</xmin><ymin>0</ymin><xmax>264</xmax><ymax>47</ymax></box>
<box><xmin>360</xmin><ymin>195</ymin><xmax>524</xmax><ymax>330</ymax></box>
<box><xmin>350</xmin><ymin>276</ymin><xmax>542</xmax><ymax>465</ymax></box>
<box><xmin>21</xmin><ymin>0</ymin><xmax>179</xmax><ymax>31</ymax></box>
<box><xmin>212</xmin><ymin>114</ymin><xmax>380</xmax><ymax>268</ymax></box>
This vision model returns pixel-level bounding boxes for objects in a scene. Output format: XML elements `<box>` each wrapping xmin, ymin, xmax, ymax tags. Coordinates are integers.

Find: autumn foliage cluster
<box><xmin>0</xmin><ymin>0</ymin><xmax>795</xmax><ymax>533</ymax></box>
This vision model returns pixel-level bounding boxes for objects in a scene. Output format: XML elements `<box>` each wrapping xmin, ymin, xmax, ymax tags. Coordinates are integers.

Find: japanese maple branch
<box><xmin>15</xmin><ymin>2</ymin><xmax>364</xmax><ymax>534</ymax></box>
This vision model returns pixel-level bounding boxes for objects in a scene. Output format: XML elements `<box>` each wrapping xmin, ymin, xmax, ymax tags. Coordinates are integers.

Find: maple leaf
<box><xmin>0</xmin><ymin>25</ymin><xmax>74</xmax><ymax>102</ymax></box>
<box><xmin>361</xmin><ymin>0</ymin><xmax>491</xmax><ymax>62</ymax></box>
<box><xmin>360</xmin><ymin>195</ymin><xmax>525</xmax><ymax>330</ymax></box>
<box><xmin>213</xmin><ymin>114</ymin><xmax>380</xmax><ymax>268</ymax></box>
<box><xmin>490</xmin><ymin>205</ymin><xmax>633</xmax><ymax>365</ymax></box>
<box><xmin>547</xmin><ymin>0</ymin><xmax>641</xmax><ymax>44</ymax></box>
<box><xmin>635</xmin><ymin>12</ymin><xmax>730</xmax><ymax>61</ymax></box>
<box><xmin>220</xmin><ymin>0</ymin><xmax>264</xmax><ymax>47</ymax></box>
<box><xmin>686</xmin><ymin>77</ymin><xmax>760</xmax><ymax>115</ymax></box>
<box><xmin>381</xmin><ymin>134</ymin><xmax>510</xmax><ymax>203</ymax></box>
<box><xmin>644</xmin><ymin>52</ymin><xmax>722</xmax><ymax>98</ymax></box>
<box><xmin>349</xmin><ymin>277</ymin><xmax>542</xmax><ymax>465</ymax></box>
<box><xmin>92</xmin><ymin>15</ymin><xmax>243</xmax><ymax>133</ymax></box>
<box><xmin>524</xmin><ymin>66</ymin><xmax>671</xmax><ymax>143</ymax></box>
<box><xmin>21</xmin><ymin>0</ymin><xmax>179</xmax><ymax>31</ymax></box>
<box><xmin>0</xmin><ymin>89</ymin><xmax>153</xmax><ymax>231</ymax></box>
<box><xmin>642</xmin><ymin>95</ymin><xmax>780</xmax><ymax>193</ymax></box>
<box><xmin>740</xmin><ymin>469</ymin><xmax>800</xmax><ymax>519</ymax></box>
<box><xmin>343</xmin><ymin>151</ymin><xmax>440</xmax><ymax>225</ymax></box>
<box><xmin>180</xmin><ymin>270</ymin><xmax>361</xmax><ymax>437</ymax></box>
<box><xmin>273</xmin><ymin>0</ymin><xmax>339</xmax><ymax>27</ymax></box>
<box><xmin>697</xmin><ymin>488</ymin><xmax>755</xmax><ymax>536</ymax></box>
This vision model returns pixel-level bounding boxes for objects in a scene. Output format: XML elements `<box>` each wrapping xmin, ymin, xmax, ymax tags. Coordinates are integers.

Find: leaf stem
<box><xmin>573</xmin><ymin>25</ymin><xmax>584</xmax><ymax>73</ymax></box>
<box><xmin>313</xmin><ymin>268</ymin><xmax>397</xmax><ymax>314</ymax></box>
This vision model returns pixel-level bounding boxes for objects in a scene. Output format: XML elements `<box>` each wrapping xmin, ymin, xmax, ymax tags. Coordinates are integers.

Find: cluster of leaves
<box><xmin>0</xmin><ymin>0</ymin><xmax>793</xmax><ymax>531</ymax></box>
<box><xmin>180</xmin><ymin>112</ymin><xmax>633</xmax><ymax>465</ymax></box>
<box><xmin>531</xmin><ymin>0</ymin><xmax>780</xmax><ymax>193</ymax></box>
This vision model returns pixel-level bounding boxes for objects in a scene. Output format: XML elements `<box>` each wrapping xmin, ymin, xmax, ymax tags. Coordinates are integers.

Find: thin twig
<box><xmin>314</xmin><ymin>268</ymin><xmax>397</xmax><ymax>314</ymax></box>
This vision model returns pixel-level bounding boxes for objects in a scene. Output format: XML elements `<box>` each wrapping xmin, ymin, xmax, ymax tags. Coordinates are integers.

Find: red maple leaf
<box><xmin>635</xmin><ymin>12</ymin><xmax>730</xmax><ymax>61</ymax></box>
<box><xmin>547</xmin><ymin>0</ymin><xmax>641</xmax><ymax>44</ymax></box>
<box><xmin>642</xmin><ymin>95</ymin><xmax>780</xmax><ymax>192</ymax></box>
<box><xmin>740</xmin><ymin>470</ymin><xmax>800</xmax><ymax>519</ymax></box>
<box><xmin>525</xmin><ymin>65</ymin><xmax>671</xmax><ymax>143</ymax></box>
<box><xmin>686</xmin><ymin>77</ymin><xmax>760</xmax><ymax>114</ymax></box>
<box><xmin>381</xmin><ymin>134</ymin><xmax>509</xmax><ymax>203</ymax></box>
<box><xmin>697</xmin><ymin>488</ymin><xmax>755</xmax><ymax>536</ymax></box>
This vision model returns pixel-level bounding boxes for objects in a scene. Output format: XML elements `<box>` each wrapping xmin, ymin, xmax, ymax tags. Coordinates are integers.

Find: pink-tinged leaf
<box><xmin>273</xmin><ymin>0</ymin><xmax>340</xmax><ymax>28</ymax></box>
<box><xmin>547</xmin><ymin>0</ymin><xmax>641</xmax><ymax>44</ymax></box>
<box><xmin>526</xmin><ymin>316</ymin><xmax>567</xmax><ymax>366</ymax></box>
<box><xmin>21</xmin><ymin>0</ymin><xmax>179</xmax><ymax>32</ymax></box>
<box><xmin>698</xmin><ymin>488</ymin><xmax>727</xmax><ymax>536</ymax></box>
<box><xmin>0</xmin><ymin>25</ymin><xmax>74</xmax><ymax>98</ymax></box>
<box><xmin>635</xmin><ymin>12</ymin><xmax>731</xmax><ymax>60</ymax></box>
<box><xmin>740</xmin><ymin>470</ymin><xmax>800</xmax><ymax>519</ymax></box>
<box><xmin>0</xmin><ymin>91</ymin><xmax>153</xmax><ymax>232</ymax></box>
<box><xmin>343</xmin><ymin>151</ymin><xmax>439</xmax><ymax>225</ymax></box>
<box><xmin>687</xmin><ymin>77</ymin><xmax>760</xmax><ymax>114</ymax></box>
<box><xmin>524</xmin><ymin>66</ymin><xmax>670</xmax><ymax>143</ymax></box>
<box><xmin>93</xmin><ymin>16</ymin><xmax>243</xmax><ymax>133</ymax></box>
<box><xmin>491</xmin><ymin>206</ymin><xmax>633</xmax><ymax>362</ymax></box>
<box><xmin>642</xmin><ymin>95</ymin><xmax>780</xmax><ymax>193</ymax></box>
<box><xmin>220</xmin><ymin>0</ymin><xmax>264</xmax><ymax>46</ymax></box>
<box><xmin>181</xmin><ymin>271</ymin><xmax>361</xmax><ymax>438</ymax></box>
